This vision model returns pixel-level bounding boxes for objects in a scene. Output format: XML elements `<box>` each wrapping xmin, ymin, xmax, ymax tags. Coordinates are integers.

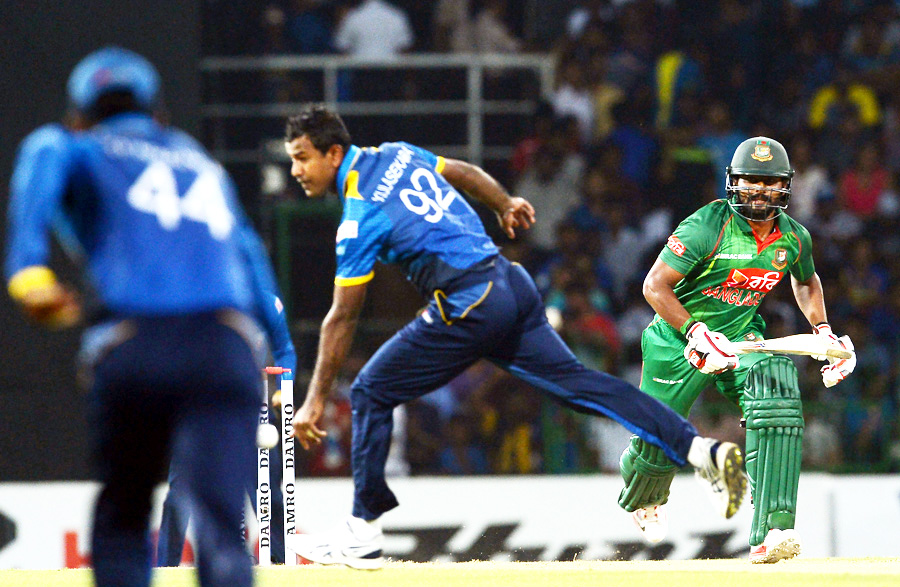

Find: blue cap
<box><xmin>67</xmin><ymin>47</ymin><xmax>160</xmax><ymax>112</ymax></box>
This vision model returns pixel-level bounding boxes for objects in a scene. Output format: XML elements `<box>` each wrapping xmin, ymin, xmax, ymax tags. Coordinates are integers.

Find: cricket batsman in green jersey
<box><xmin>617</xmin><ymin>137</ymin><xmax>857</xmax><ymax>563</ymax></box>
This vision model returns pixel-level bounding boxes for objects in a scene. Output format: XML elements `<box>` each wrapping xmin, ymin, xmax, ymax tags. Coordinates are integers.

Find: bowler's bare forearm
<box><xmin>441</xmin><ymin>158</ymin><xmax>511</xmax><ymax>214</ymax></box>
<box><xmin>308</xmin><ymin>284</ymin><xmax>366</xmax><ymax>400</ymax></box>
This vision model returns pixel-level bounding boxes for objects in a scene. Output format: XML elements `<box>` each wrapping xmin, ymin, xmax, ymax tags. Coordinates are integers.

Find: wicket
<box><xmin>257</xmin><ymin>366</ymin><xmax>296</xmax><ymax>566</ymax></box>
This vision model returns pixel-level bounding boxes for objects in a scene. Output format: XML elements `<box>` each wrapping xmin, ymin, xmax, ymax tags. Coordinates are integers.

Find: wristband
<box><xmin>680</xmin><ymin>318</ymin><xmax>698</xmax><ymax>337</ymax></box>
<box><xmin>813</xmin><ymin>322</ymin><xmax>831</xmax><ymax>334</ymax></box>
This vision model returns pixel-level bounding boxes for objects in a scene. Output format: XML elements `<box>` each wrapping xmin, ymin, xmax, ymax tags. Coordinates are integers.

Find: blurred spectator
<box><xmin>589</xmin><ymin>140</ymin><xmax>642</xmax><ymax>219</ymax></box>
<box><xmin>565</xmin><ymin>0</ymin><xmax>616</xmax><ymax>41</ymax></box>
<box><xmin>773</xmin><ymin>27</ymin><xmax>834</xmax><ymax>100</ymax></box>
<box><xmin>285</xmin><ymin>0</ymin><xmax>335</xmax><ymax>54</ymax></box>
<box><xmin>596</xmin><ymin>199</ymin><xmax>650</xmax><ymax>304</ymax></box>
<box><xmin>654</xmin><ymin>39</ymin><xmax>706</xmax><ymax>131</ymax></box>
<box><xmin>438</xmin><ymin>414</ymin><xmax>490</xmax><ymax>475</ymax></box>
<box><xmin>452</xmin><ymin>0</ymin><xmax>523</xmax><ymax>54</ymax></box>
<box><xmin>838</xmin><ymin>320</ymin><xmax>895</xmax><ymax>465</ymax></box>
<box><xmin>542</xmin><ymin>403</ymin><xmax>591</xmax><ymax>473</ymax></box>
<box><xmin>385</xmin><ymin>405</ymin><xmax>410</xmax><ymax>477</ymax></box>
<box><xmin>494</xmin><ymin>390</ymin><xmax>541</xmax><ymax>474</ymax></box>
<box><xmin>708</xmin><ymin>0</ymin><xmax>763</xmax><ymax>127</ymax></box>
<box><xmin>882</xmin><ymin>85</ymin><xmax>900</xmax><ymax>174</ymax></box>
<box><xmin>801</xmin><ymin>410</ymin><xmax>843</xmax><ymax>470</ymax></box>
<box><xmin>606</xmin><ymin>89</ymin><xmax>659</xmax><ymax>191</ymax></box>
<box><xmin>259</xmin><ymin>4</ymin><xmax>292</xmax><ymax>54</ymax></box>
<box><xmin>807</xmin><ymin>64</ymin><xmax>882</xmax><ymax>143</ymax></box>
<box><xmin>509</xmin><ymin>100</ymin><xmax>556</xmax><ymax>182</ymax></box>
<box><xmin>868</xmin><ymin>283</ymin><xmax>900</xmax><ymax>348</ymax></box>
<box><xmin>333</xmin><ymin>0</ymin><xmax>414</xmax><ymax>101</ymax></box>
<box><xmin>534</xmin><ymin>221</ymin><xmax>614</xmax><ymax>302</ymax></box>
<box><xmin>840</xmin><ymin>238</ymin><xmax>890</xmax><ymax>315</ymax></box>
<box><xmin>432</xmin><ymin>0</ymin><xmax>470</xmax><ymax>52</ymax></box>
<box><xmin>605</xmin><ymin>3</ymin><xmax>656</xmax><ymax>96</ymax></box>
<box><xmin>334</xmin><ymin>0</ymin><xmax>413</xmax><ymax>60</ymax></box>
<box><xmin>305</xmin><ymin>382</ymin><xmax>353</xmax><ymax>476</ymax></box>
<box><xmin>564</xmin><ymin>165</ymin><xmax>610</xmax><ymax>236</ymax></box>
<box><xmin>405</xmin><ymin>399</ymin><xmax>443</xmax><ymax>475</ymax></box>
<box><xmin>585</xmin><ymin>415</ymin><xmax>633</xmax><ymax>474</ymax></box>
<box><xmin>557</xmin><ymin>282</ymin><xmax>621</xmax><ymax>373</ymax></box>
<box><xmin>837</xmin><ymin>142</ymin><xmax>893</xmax><ymax>221</ymax></box>
<box><xmin>586</xmin><ymin>52</ymin><xmax>625</xmax><ymax>142</ymax></box>
<box><xmin>788</xmin><ymin>134</ymin><xmax>832</xmax><ymax>225</ymax></box>
<box><xmin>695</xmin><ymin>99</ymin><xmax>746</xmax><ymax>199</ymax></box>
<box><xmin>513</xmin><ymin>125</ymin><xmax>585</xmax><ymax>254</ymax></box>
<box><xmin>840</xmin><ymin>4</ymin><xmax>900</xmax><ymax>92</ymax></box>
<box><xmin>552</xmin><ymin>57</ymin><xmax>595</xmax><ymax>147</ymax></box>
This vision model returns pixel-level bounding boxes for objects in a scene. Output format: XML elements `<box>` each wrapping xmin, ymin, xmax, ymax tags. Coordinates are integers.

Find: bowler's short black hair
<box><xmin>90</xmin><ymin>90</ymin><xmax>147</xmax><ymax>121</ymax></box>
<box><xmin>285</xmin><ymin>104</ymin><xmax>351</xmax><ymax>153</ymax></box>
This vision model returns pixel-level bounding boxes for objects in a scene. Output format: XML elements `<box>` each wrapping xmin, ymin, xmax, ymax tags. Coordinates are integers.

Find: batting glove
<box><xmin>811</xmin><ymin>323</ymin><xmax>841</xmax><ymax>361</ymax></box>
<box><xmin>820</xmin><ymin>334</ymin><xmax>856</xmax><ymax>388</ymax></box>
<box><xmin>684</xmin><ymin>321</ymin><xmax>740</xmax><ymax>374</ymax></box>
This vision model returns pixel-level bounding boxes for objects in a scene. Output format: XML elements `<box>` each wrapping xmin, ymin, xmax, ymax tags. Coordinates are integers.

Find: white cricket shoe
<box><xmin>694</xmin><ymin>440</ymin><xmax>748</xmax><ymax>519</ymax></box>
<box><xmin>631</xmin><ymin>504</ymin><xmax>668</xmax><ymax>544</ymax></box>
<box><xmin>749</xmin><ymin>528</ymin><xmax>801</xmax><ymax>563</ymax></box>
<box><xmin>286</xmin><ymin>516</ymin><xmax>384</xmax><ymax>570</ymax></box>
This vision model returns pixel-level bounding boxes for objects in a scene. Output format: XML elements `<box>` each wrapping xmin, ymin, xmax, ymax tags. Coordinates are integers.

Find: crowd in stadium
<box><xmin>205</xmin><ymin>0</ymin><xmax>900</xmax><ymax>476</ymax></box>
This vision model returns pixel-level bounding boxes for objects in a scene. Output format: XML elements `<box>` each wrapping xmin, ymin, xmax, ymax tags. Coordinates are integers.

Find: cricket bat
<box><xmin>732</xmin><ymin>334</ymin><xmax>853</xmax><ymax>359</ymax></box>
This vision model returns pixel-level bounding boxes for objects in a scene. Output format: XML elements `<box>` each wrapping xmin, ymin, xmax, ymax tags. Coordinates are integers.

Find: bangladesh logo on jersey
<box><xmin>702</xmin><ymin>267</ymin><xmax>784</xmax><ymax>308</ymax></box>
<box><xmin>667</xmin><ymin>235</ymin><xmax>686</xmax><ymax>256</ymax></box>
<box><xmin>751</xmin><ymin>140</ymin><xmax>774</xmax><ymax>162</ymax></box>
<box><xmin>772</xmin><ymin>248</ymin><xmax>788</xmax><ymax>269</ymax></box>
<box><xmin>724</xmin><ymin>268</ymin><xmax>783</xmax><ymax>292</ymax></box>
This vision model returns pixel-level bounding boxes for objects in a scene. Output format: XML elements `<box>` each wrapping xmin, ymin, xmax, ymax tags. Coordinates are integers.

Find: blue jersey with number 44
<box><xmin>5</xmin><ymin>115</ymin><xmax>278</xmax><ymax>319</ymax></box>
<box><xmin>333</xmin><ymin>142</ymin><xmax>498</xmax><ymax>295</ymax></box>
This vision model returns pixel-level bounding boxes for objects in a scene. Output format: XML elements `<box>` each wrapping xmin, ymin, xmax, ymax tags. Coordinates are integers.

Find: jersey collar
<box><xmin>336</xmin><ymin>145</ymin><xmax>361</xmax><ymax>200</ymax></box>
<box><xmin>731</xmin><ymin>206</ymin><xmax>790</xmax><ymax>253</ymax></box>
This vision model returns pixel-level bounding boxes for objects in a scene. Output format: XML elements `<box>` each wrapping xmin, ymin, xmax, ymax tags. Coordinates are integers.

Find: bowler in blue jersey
<box><xmin>282</xmin><ymin>105</ymin><xmax>747</xmax><ymax>569</ymax></box>
<box><xmin>5</xmin><ymin>47</ymin><xmax>281</xmax><ymax>587</ymax></box>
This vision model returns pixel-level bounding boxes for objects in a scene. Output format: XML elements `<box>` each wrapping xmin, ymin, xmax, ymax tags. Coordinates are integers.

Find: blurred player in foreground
<box><xmin>281</xmin><ymin>104</ymin><xmax>747</xmax><ymax>569</ymax></box>
<box><xmin>157</xmin><ymin>291</ymin><xmax>295</xmax><ymax>566</ymax></box>
<box><xmin>618</xmin><ymin>137</ymin><xmax>856</xmax><ymax>563</ymax></box>
<box><xmin>5</xmin><ymin>47</ymin><xmax>280</xmax><ymax>586</ymax></box>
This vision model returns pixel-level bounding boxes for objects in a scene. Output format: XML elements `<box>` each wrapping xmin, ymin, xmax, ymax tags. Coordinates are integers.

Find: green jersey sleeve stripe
<box><xmin>703</xmin><ymin>215</ymin><xmax>734</xmax><ymax>262</ymax></box>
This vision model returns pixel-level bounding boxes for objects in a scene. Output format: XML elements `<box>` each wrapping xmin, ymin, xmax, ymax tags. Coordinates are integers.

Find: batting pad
<box><xmin>743</xmin><ymin>356</ymin><xmax>804</xmax><ymax>546</ymax></box>
<box><xmin>618</xmin><ymin>436</ymin><xmax>678</xmax><ymax>512</ymax></box>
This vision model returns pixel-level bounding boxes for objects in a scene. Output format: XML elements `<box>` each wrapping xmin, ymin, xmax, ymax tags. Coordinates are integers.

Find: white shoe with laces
<box><xmin>285</xmin><ymin>516</ymin><xmax>385</xmax><ymax>570</ymax></box>
<box><xmin>631</xmin><ymin>504</ymin><xmax>668</xmax><ymax>544</ymax></box>
<box><xmin>692</xmin><ymin>439</ymin><xmax>748</xmax><ymax>519</ymax></box>
<box><xmin>749</xmin><ymin>528</ymin><xmax>801</xmax><ymax>563</ymax></box>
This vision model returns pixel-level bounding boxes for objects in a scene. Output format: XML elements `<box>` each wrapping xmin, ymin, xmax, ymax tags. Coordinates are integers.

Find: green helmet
<box><xmin>725</xmin><ymin>137</ymin><xmax>794</xmax><ymax>221</ymax></box>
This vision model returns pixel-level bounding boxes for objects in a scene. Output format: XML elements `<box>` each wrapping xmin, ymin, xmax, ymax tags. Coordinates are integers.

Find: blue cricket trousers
<box><xmin>82</xmin><ymin>311</ymin><xmax>260</xmax><ymax>587</ymax></box>
<box><xmin>157</xmin><ymin>408</ymin><xmax>286</xmax><ymax>566</ymax></box>
<box><xmin>349</xmin><ymin>255</ymin><xmax>699</xmax><ymax>520</ymax></box>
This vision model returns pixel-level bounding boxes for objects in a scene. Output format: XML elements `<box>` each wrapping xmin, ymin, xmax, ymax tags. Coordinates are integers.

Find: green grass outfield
<box><xmin>2</xmin><ymin>559</ymin><xmax>899</xmax><ymax>587</ymax></box>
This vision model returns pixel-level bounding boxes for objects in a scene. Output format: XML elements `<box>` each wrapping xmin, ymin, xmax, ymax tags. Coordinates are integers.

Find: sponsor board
<box><xmin>0</xmin><ymin>475</ymin><xmax>899</xmax><ymax>568</ymax></box>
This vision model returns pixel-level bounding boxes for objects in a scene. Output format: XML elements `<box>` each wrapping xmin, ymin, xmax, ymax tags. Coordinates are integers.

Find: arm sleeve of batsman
<box><xmin>5</xmin><ymin>124</ymin><xmax>81</xmax><ymax>328</ymax></box>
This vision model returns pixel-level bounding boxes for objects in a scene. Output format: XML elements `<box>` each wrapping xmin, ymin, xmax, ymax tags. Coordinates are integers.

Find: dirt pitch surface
<box><xmin>2</xmin><ymin>558</ymin><xmax>898</xmax><ymax>587</ymax></box>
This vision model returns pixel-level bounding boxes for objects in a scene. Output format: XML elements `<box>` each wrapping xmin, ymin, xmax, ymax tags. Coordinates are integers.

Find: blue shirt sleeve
<box><xmin>397</xmin><ymin>141</ymin><xmax>440</xmax><ymax>169</ymax></box>
<box><xmin>235</xmin><ymin>215</ymin><xmax>296</xmax><ymax>371</ymax></box>
<box><xmin>259</xmin><ymin>293</ymin><xmax>297</xmax><ymax>373</ymax></box>
<box><xmin>5</xmin><ymin>124</ymin><xmax>76</xmax><ymax>280</ymax></box>
<box><xmin>334</xmin><ymin>200</ymin><xmax>391</xmax><ymax>286</ymax></box>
